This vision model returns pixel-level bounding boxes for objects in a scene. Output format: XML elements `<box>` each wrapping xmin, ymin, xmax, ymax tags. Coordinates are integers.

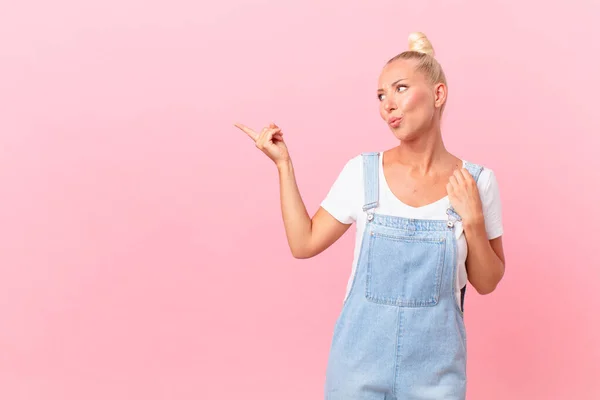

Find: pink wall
<box><xmin>1</xmin><ymin>0</ymin><xmax>599</xmax><ymax>399</ymax></box>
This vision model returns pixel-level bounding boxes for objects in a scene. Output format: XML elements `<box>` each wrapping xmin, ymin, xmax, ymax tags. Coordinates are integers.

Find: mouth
<box><xmin>388</xmin><ymin>116</ymin><xmax>402</xmax><ymax>128</ymax></box>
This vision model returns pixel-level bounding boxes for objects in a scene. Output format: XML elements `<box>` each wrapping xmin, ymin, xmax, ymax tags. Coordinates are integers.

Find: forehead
<box><xmin>378</xmin><ymin>59</ymin><xmax>422</xmax><ymax>88</ymax></box>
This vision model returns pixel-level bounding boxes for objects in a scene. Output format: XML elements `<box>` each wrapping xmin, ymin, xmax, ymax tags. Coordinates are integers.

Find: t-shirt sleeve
<box><xmin>320</xmin><ymin>156</ymin><xmax>362</xmax><ymax>225</ymax></box>
<box><xmin>478</xmin><ymin>168</ymin><xmax>504</xmax><ymax>240</ymax></box>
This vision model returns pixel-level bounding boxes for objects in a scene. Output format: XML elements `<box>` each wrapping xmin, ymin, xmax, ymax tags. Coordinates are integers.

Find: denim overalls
<box><xmin>324</xmin><ymin>152</ymin><xmax>483</xmax><ymax>400</ymax></box>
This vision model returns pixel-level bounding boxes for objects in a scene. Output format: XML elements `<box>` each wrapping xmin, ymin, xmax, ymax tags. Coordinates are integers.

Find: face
<box><xmin>377</xmin><ymin>59</ymin><xmax>446</xmax><ymax>141</ymax></box>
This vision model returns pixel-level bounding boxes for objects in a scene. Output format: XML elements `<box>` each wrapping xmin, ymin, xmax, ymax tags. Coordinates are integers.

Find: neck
<box><xmin>391</xmin><ymin>124</ymin><xmax>449</xmax><ymax>174</ymax></box>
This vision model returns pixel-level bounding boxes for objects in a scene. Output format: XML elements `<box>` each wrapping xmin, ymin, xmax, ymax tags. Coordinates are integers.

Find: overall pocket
<box><xmin>365</xmin><ymin>232</ymin><xmax>446</xmax><ymax>307</ymax></box>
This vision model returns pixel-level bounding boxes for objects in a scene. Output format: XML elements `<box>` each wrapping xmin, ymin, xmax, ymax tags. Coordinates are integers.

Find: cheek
<box><xmin>379</xmin><ymin>102</ymin><xmax>386</xmax><ymax>119</ymax></box>
<box><xmin>400</xmin><ymin>90</ymin><xmax>428</xmax><ymax>112</ymax></box>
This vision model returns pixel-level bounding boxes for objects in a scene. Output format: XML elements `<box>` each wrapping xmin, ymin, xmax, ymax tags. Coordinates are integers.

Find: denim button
<box><xmin>367</xmin><ymin>214</ymin><xmax>374</xmax><ymax>221</ymax></box>
<box><xmin>447</xmin><ymin>220</ymin><xmax>454</xmax><ymax>228</ymax></box>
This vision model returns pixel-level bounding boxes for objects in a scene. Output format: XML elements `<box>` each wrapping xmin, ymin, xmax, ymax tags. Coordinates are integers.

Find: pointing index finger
<box><xmin>234</xmin><ymin>123</ymin><xmax>258</xmax><ymax>141</ymax></box>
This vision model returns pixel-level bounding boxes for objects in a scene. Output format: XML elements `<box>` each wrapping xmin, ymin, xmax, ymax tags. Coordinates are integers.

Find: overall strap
<box><xmin>464</xmin><ymin>161</ymin><xmax>484</xmax><ymax>183</ymax></box>
<box><xmin>451</xmin><ymin>161</ymin><xmax>485</xmax><ymax>312</ymax></box>
<box><xmin>446</xmin><ymin>161</ymin><xmax>485</xmax><ymax>226</ymax></box>
<box><xmin>361</xmin><ymin>152</ymin><xmax>380</xmax><ymax>216</ymax></box>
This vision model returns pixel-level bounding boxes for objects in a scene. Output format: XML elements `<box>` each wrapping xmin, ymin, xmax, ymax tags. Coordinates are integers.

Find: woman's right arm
<box><xmin>277</xmin><ymin>159</ymin><xmax>351</xmax><ymax>259</ymax></box>
<box><xmin>236</xmin><ymin>122</ymin><xmax>351</xmax><ymax>259</ymax></box>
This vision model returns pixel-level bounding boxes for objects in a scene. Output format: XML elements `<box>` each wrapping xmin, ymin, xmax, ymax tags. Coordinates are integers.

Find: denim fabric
<box><xmin>324</xmin><ymin>152</ymin><xmax>483</xmax><ymax>400</ymax></box>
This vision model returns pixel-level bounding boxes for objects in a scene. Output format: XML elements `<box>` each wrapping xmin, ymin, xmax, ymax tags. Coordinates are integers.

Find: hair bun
<box><xmin>408</xmin><ymin>32</ymin><xmax>435</xmax><ymax>57</ymax></box>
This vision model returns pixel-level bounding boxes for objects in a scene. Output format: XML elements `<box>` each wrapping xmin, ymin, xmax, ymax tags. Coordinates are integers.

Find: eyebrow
<box><xmin>377</xmin><ymin>78</ymin><xmax>406</xmax><ymax>93</ymax></box>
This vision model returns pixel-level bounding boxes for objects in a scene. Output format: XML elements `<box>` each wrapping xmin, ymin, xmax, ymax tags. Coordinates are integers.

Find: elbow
<box><xmin>290</xmin><ymin>242</ymin><xmax>323</xmax><ymax>259</ymax></box>
<box><xmin>290</xmin><ymin>246</ymin><xmax>315</xmax><ymax>259</ymax></box>
<box><xmin>292</xmin><ymin>250</ymin><xmax>310</xmax><ymax>259</ymax></box>
<box><xmin>473</xmin><ymin>272</ymin><xmax>504</xmax><ymax>295</ymax></box>
<box><xmin>471</xmin><ymin>262</ymin><xmax>505</xmax><ymax>295</ymax></box>
<box><xmin>474</xmin><ymin>284</ymin><xmax>497</xmax><ymax>295</ymax></box>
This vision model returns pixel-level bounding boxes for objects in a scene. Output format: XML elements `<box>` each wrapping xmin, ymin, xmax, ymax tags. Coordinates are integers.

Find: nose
<box><xmin>383</xmin><ymin>97</ymin><xmax>397</xmax><ymax>113</ymax></box>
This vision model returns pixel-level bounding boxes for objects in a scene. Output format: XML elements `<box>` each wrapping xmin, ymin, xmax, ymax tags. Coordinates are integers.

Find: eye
<box><xmin>377</xmin><ymin>94</ymin><xmax>385</xmax><ymax>101</ymax></box>
<box><xmin>397</xmin><ymin>85</ymin><xmax>408</xmax><ymax>93</ymax></box>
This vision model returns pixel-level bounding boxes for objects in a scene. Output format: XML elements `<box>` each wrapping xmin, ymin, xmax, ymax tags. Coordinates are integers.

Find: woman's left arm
<box><xmin>463</xmin><ymin>222</ymin><xmax>505</xmax><ymax>294</ymax></box>
<box><xmin>448</xmin><ymin>168</ymin><xmax>506</xmax><ymax>295</ymax></box>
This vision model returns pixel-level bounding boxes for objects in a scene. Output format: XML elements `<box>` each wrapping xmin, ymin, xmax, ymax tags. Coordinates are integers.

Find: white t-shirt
<box><xmin>320</xmin><ymin>152</ymin><xmax>504</xmax><ymax>307</ymax></box>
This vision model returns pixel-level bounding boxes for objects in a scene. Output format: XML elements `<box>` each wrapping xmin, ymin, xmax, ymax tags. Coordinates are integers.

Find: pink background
<box><xmin>1</xmin><ymin>0</ymin><xmax>599</xmax><ymax>399</ymax></box>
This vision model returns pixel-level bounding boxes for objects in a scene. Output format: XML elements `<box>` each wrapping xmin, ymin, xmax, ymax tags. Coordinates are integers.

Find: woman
<box><xmin>235</xmin><ymin>32</ymin><xmax>505</xmax><ymax>400</ymax></box>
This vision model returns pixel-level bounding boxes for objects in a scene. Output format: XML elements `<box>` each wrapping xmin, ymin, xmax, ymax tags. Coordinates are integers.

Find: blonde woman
<box><xmin>236</xmin><ymin>32</ymin><xmax>505</xmax><ymax>399</ymax></box>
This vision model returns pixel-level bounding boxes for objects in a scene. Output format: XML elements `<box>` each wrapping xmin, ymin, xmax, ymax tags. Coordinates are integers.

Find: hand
<box><xmin>447</xmin><ymin>168</ymin><xmax>484</xmax><ymax>226</ymax></box>
<box><xmin>235</xmin><ymin>122</ymin><xmax>290</xmax><ymax>166</ymax></box>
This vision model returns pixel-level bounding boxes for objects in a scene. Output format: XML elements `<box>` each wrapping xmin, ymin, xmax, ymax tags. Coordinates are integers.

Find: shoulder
<box><xmin>462</xmin><ymin>160</ymin><xmax>499</xmax><ymax>190</ymax></box>
<box><xmin>338</xmin><ymin>151</ymin><xmax>380</xmax><ymax>175</ymax></box>
<box><xmin>463</xmin><ymin>160</ymin><xmax>502</xmax><ymax>207</ymax></box>
<box><xmin>321</xmin><ymin>152</ymin><xmax>375</xmax><ymax>224</ymax></box>
<box><xmin>346</xmin><ymin>153</ymin><xmax>365</xmax><ymax>168</ymax></box>
<box><xmin>478</xmin><ymin>166</ymin><xmax>499</xmax><ymax>196</ymax></box>
<box><xmin>464</xmin><ymin>160</ymin><xmax>502</xmax><ymax>208</ymax></box>
<box><xmin>463</xmin><ymin>160</ymin><xmax>504</xmax><ymax>238</ymax></box>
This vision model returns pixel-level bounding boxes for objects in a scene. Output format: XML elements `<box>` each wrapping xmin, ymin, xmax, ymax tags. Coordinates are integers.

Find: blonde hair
<box><xmin>387</xmin><ymin>32</ymin><xmax>448</xmax><ymax>110</ymax></box>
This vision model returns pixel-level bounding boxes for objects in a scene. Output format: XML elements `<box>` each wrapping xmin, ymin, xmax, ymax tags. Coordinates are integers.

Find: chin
<box><xmin>390</xmin><ymin>126</ymin><xmax>418</xmax><ymax>142</ymax></box>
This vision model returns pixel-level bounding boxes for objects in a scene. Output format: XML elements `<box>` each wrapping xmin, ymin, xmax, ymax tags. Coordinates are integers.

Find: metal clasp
<box><xmin>446</xmin><ymin>208</ymin><xmax>461</xmax><ymax>229</ymax></box>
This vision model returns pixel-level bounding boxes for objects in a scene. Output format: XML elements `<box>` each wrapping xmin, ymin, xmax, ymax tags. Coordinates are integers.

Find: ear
<box><xmin>433</xmin><ymin>82</ymin><xmax>447</xmax><ymax>109</ymax></box>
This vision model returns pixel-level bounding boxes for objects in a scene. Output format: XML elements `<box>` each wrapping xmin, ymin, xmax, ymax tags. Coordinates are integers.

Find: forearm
<box><xmin>463</xmin><ymin>216</ymin><xmax>505</xmax><ymax>294</ymax></box>
<box><xmin>276</xmin><ymin>159</ymin><xmax>313</xmax><ymax>257</ymax></box>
